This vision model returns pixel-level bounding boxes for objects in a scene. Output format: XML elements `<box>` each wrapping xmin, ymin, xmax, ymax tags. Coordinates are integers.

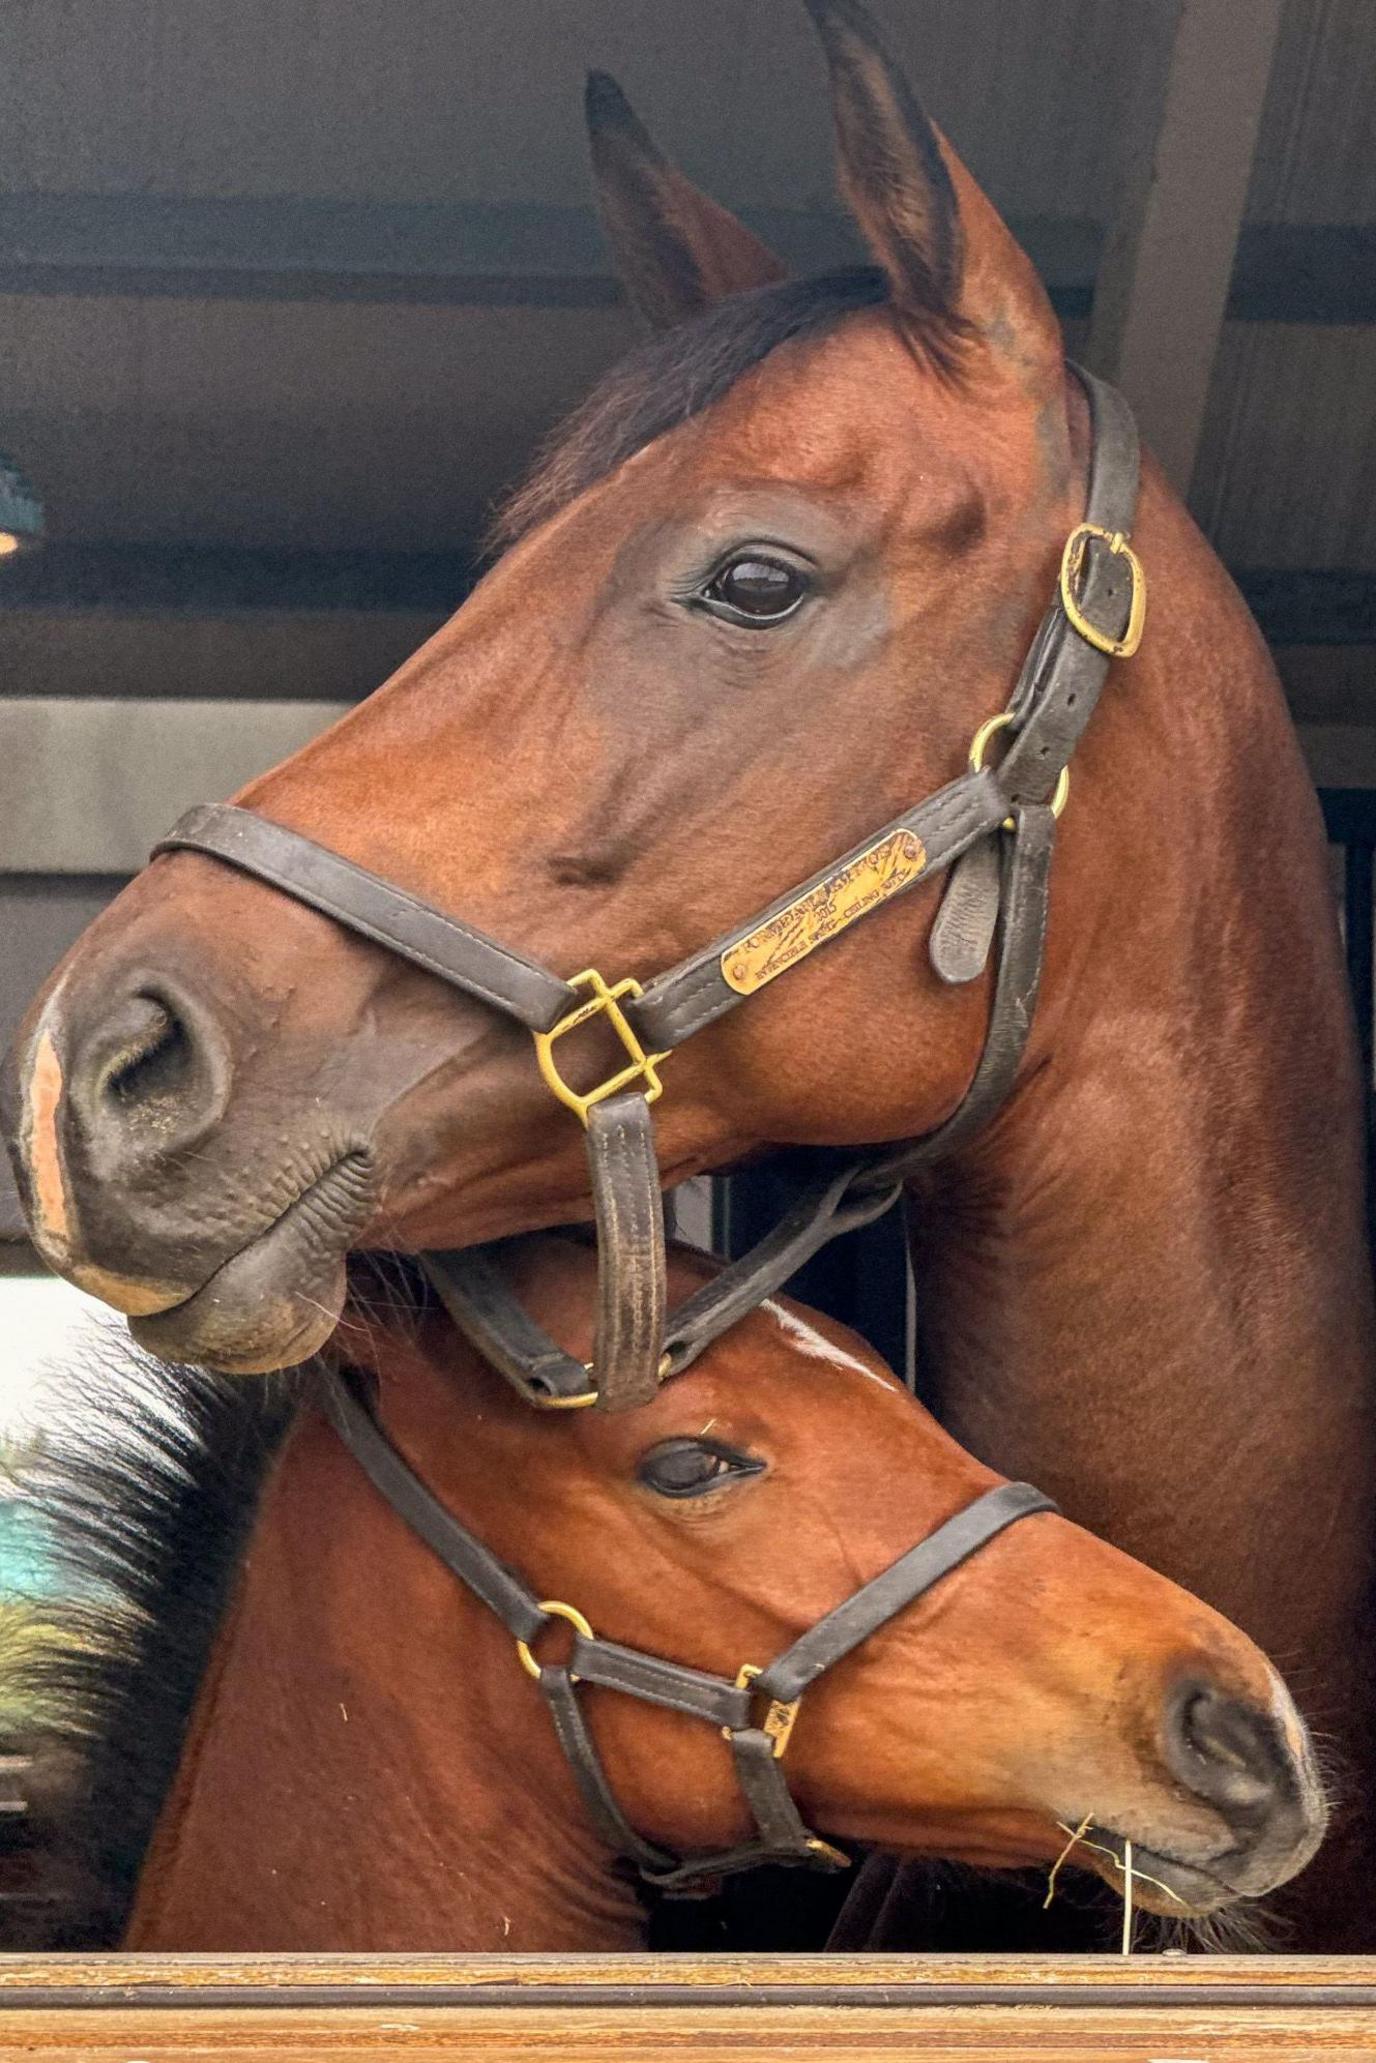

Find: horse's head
<box><xmin>6</xmin><ymin>1</ymin><xmax>1103</xmax><ymax>1370</ymax></box>
<box><xmin>366</xmin><ymin>1240</ymin><xmax>1325</xmax><ymax>1917</ymax></box>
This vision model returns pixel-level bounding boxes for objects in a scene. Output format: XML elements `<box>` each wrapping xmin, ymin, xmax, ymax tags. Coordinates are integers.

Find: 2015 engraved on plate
<box><xmin>721</xmin><ymin>830</ymin><xmax>927</xmax><ymax>996</ymax></box>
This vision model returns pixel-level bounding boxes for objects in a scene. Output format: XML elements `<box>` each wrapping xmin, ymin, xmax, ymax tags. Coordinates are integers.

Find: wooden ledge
<box><xmin>2</xmin><ymin>1953</ymin><xmax>1376</xmax><ymax>2059</ymax></box>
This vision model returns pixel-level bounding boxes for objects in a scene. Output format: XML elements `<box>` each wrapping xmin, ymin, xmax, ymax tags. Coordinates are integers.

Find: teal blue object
<box><xmin>0</xmin><ymin>453</ymin><xmax>43</xmax><ymax>553</ymax></box>
<box><xmin>0</xmin><ymin>1501</ymin><xmax>65</xmax><ymax>1599</ymax></box>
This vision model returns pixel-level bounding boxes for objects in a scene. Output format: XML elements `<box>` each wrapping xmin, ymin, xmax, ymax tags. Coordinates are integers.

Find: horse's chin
<box><xmin>1078</xmin><ymin>1827</ymin><xmax>1253</xmax><ymax>1917</ymax></box>
<box><xmin>127</xmin><ymin>1161</ymin><xmax>366</xmax><ymax>1373</ymax></box>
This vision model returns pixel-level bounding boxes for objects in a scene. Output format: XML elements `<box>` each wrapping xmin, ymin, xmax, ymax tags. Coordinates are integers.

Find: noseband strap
<box><xmin>321</xmin><ymin>1361</ymin><xmax>1055</xmax><ymax>1891</ymax></box>
<box><xmin>154</xmin><ymin>367</ymin><xmax>1142</xmax><ymax>1409</ymax></box>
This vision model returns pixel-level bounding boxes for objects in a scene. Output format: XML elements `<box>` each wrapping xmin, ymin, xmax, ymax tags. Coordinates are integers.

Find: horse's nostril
<box><xmin>98</xmin><ymin>998</ymin><xmax>189</xmax><ymax>1111</ymax></box>
<box><xmin>67</xmin><ymin>979</ymin><xmax>233</xmax><ymax>1173</ymax></box>
<box><xmin>1166</xmin><ymin>1681</ymin><xmax>1287</xmax><ymax>1820</ymax></box>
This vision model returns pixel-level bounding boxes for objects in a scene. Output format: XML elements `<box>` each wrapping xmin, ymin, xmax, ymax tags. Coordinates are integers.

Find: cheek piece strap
<box><xmin>153</xmin><ymin>366</ymin><xmax>1142</xmax><ymax>1410</ymax></box>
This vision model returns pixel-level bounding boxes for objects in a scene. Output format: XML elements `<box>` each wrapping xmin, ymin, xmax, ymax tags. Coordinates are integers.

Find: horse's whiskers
<box><xmin>1046</xmin><ymin>1819</ymin><xmax>1186</xmax><ymax>1953</ymax></box>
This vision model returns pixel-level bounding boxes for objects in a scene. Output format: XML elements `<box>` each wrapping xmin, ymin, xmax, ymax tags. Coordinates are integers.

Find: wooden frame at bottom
<box><xmin>1</xmin><ymin>1954</ymin><xmax>1375</xmax><ymax>2059</ymax></box>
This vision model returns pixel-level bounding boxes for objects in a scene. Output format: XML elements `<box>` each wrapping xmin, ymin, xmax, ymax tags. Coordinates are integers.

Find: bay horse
<box><xmin>5</xmin><ymin>0</ymin><xmax>1372</xmax><ymax>1947</ymax></box>
<box><xmin>30</xmin><ymin>1241</ymin><xmax>1321</xmax><ymax>1953</ymax></box>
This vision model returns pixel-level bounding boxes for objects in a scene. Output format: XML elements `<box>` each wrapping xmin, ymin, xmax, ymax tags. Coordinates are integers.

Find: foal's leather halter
<box><xmin>320</xmin><ymin>1358</ymin><xmax>1056</xmax><ymax>1891</ymax></box>
<box><xmin>154</xmin><ymin>367</ymin><xmax>1144</xmax><ymax>1409</ymax></box>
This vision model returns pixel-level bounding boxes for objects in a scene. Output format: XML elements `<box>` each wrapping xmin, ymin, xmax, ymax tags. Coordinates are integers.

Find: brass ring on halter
<box><xmin>516</xmin><ymin>1600</ymin><xmax>595</xmax><ymax>1681</ymax></box>
<box><xmin>968</xmin><ymin>712</ymin><xmax>1070</xmax><ymax>831</ymax></box>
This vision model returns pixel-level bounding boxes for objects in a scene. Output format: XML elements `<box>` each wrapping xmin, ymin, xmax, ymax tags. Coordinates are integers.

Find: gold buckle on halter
<box><xmin>516</xmin><ymin>1600</ymin><xmax>595</xmax><ymax>1680</ymax></box>
<box><xmin>532</xmin><ymin>969</ymin><xmax>669</xmax><ymax>1126</ymax></box>
<box><xmin>723</xmin><ymin>1663</ymin><xmax>802</xmax><ymax>1758</ymax></box>
<box><xmin>1059</xmin><ymin>522</ymin><xmax>1146</xmax><ymax>659</ymax></box>
<box><xmin>968</xmin><ymin>712</ymin><xmax>1070</xmax><ymax>831</ymax></box>
<box><xmin>528</xmin><ymin>1352</ymin><xmax>670</xmax><ymax>1413</ymax></box>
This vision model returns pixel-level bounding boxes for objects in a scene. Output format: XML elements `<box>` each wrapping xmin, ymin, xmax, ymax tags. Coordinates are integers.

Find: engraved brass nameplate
<box><xmin>720</xmin><ymin>829</ymin><xmax>927</xmax><ymax>996</ymax></box>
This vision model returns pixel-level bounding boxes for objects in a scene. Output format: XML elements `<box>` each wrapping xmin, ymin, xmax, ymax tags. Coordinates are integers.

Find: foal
<box><xmin>122</xmin><ymin>1241</ymin><xmax>1323</xmax><ymax>1952</ymax></box>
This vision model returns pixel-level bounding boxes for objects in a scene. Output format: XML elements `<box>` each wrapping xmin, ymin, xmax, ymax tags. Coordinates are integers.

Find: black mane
<box><xmin>1</xmin><ymin>1329</ymin><xmax>297</xmax><ymax>1945</ymax></box>
<box><xmin>495</xmin><ymin>267</ymin><xmax>890</xmax><ymax>546</ymax></box>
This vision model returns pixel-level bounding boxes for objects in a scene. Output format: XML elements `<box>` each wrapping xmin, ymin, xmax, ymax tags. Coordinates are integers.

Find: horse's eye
<box><xmin>702</xmin><ymin>554</ymin><xmax>809</xmax><ymax>624</ymax></box>
<box><xmin>637</xmin><ymin>1437</ymin><xmax>765</xmax><ymax>1499</ymax></box>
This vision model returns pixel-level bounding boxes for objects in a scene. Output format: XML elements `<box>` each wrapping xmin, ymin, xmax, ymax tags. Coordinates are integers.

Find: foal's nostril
<box><xmin>1165</xmin><ymin>1680</ymin><xmax>1292</xmax><ymax>1824</ymax></box>
<box><xmin>68</xmin><ymin>981</ymin><xmax>233</xmax><ymax>1172</ymax></box>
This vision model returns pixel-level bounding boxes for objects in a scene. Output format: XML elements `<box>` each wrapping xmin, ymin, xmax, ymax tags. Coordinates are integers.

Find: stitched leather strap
<box><xmin>622</xmin><ymin>767</ymin><xmax>1009</xmax><ymax>1053</ymax></box>
<box><xmin>871</xmin><ymin>801</ymin><xmax>1057</xmax><ymax>1183</ymax></box>
<box><xmin>422</xmin><ymin>1159</ymin><xmax>900</xmax><ymax>1410</ymax></box>
<box><xmin>319</xmin><ymin>1365</ymin><xmax>546</xmax><ymax>1643</ymax></box>
<box><xmin>421</xmin><ymin>1248</ymin><xmax>596</xmax><ymax>1408</ymax></box>
<box><xmin>1000</xmin><ymin>373</ymin><xmax>1141</xmax><ymax>803</ymax></box>
<box><xmin>585</xmin><ymin>1094</ymin><xmax>667</xmax><ymax>1410</ymax></box>
<box><xmin>154</xmin><ymin>804</ymin><xmax>579</xmax><ymax>1034</ymax></box>
<box><xmin>419</xmin><ymin>1098</ymin><xmax>668</xmax><ymax>1415</ymax></box>
<box><xmin>539</xmin><ymin>1667</ymin><xmax>678</xmax><ymax>1875</ymax></box>
<box><xmin>927</xmin><ymin>369</ymin><xmax>1140</xmax><ymax>989</ymax></box>
<box><xmin>568</xmin><ymin>1635</ymin><xmax>748</xmax><ymax>1729</ymax></box>
<box><xmin>660</xmin><ymin>1161</ymin><xmax>901</xmax><ymax>1376</ymax></box>
<box><xmin>756</xmin><ymin>1482</ymin><xmax>1057</xmax><ymax>1706</ymax></box>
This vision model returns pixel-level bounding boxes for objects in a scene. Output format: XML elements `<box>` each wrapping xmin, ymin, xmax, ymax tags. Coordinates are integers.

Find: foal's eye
<box><xmin>637</xmin><ymin>1437</ymin><xmax>765</xmax><ymax>1499</ymax></box>
<box><xmin>700</xmin><ymin>554</ymin><xmax>810</xmax><ymax>625</ymax></box>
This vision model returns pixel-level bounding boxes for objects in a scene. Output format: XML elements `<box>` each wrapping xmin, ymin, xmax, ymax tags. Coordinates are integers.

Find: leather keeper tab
<box><xmin>929</xmin><ymin>837</ymin><xmax>1002</xmax><ymax>985</ymax></box>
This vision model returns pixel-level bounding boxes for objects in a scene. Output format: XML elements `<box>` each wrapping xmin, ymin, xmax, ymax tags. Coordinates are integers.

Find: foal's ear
<box><xmin>804</xmin><ymin>0</ymin><xmax>1059</xmax><ymax>375</ymax></box>
<box><xmin>585</xmin><ymin>71</ymin><xmax>788</xmax><ymax>331</ymax></box>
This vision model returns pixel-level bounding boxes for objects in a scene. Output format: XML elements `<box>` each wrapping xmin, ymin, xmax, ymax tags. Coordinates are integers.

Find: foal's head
<box><xmin>352</xmin><ymin>1241</ymin><xmax>1325</xmax><ymax>1917</ymax></box>
<box><xmin>7</xmin><ymin>2</ymin><xmax>1109</xmax><ymax>1371</ymax></box>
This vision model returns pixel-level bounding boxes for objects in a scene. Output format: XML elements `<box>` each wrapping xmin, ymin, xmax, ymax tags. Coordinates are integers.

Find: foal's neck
<box><xmin>125</xmin><ymin>1393</ymin><xmax>645</xmax><ymax>1953</ymax></box>
<box><xmin>911</xmin><ymin>451</ymin><xmax>1376</xmax><ymax>1855</ymax></box>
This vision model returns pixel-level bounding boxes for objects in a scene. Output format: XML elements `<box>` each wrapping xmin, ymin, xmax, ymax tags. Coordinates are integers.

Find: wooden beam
<box><xmin>0</xmin><ymin>192</ymin><xmax>1103</xmax><ymax>316</ymax></box>
<box><xmin>1087</xmin><ymin>0</ymin><xmax>1287</xmax><ymax>496</ymax></box>
<box><xmin>2</xmin><ymin>1951</ymin><xmax>1376</xmax><ymax>2059</ymax></box>
<box><xmin>1</xmin><ymin>547</ymin><xmax>1369</xmax><ymax>647</ymax></box>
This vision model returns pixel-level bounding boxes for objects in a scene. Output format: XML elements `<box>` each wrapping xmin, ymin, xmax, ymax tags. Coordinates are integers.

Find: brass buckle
<box><xmin>723</xmin><ymin>1663</ymin><xmax>801</xmax><ymax>1759</ymax></box>
<box><xmin>968</xmin><ymin>712</ymin><xmax>1069</xmax><ymax>831</ymax></box>
<box><xmin>528</xmin><ymin>1372</ymin><xmax>600</xmax><ymax>1412</ymax></box>
<box><xmin>532</xmin><ymin>969</ymin><xmax>669</xmax><ymax>1127</ymax></box>
<box><xmin>1059</xmin><ymin>522</ymin><xmax>1146</xmax><ymax>659</ymax></box>
<box><xmin>516</xmin><ymin>1600</ymin><xmax>594</xmax><ymax>1681</ymax></box>
<box><xmin>528</xmin><ymin>1352</ymin><xmax>670</xmax><ymax>1414</ymax></box>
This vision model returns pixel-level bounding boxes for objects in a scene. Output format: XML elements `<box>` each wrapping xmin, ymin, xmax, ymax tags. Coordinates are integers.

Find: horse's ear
<box><xmin>585</xmin><ymin>71</ymin><xmax>788</xmax><ymax>331</ymax></box>
<box><xmin>804</xmin><ymin>0</ymin><xmax>1059</xmax><ymax>376</ymax></box>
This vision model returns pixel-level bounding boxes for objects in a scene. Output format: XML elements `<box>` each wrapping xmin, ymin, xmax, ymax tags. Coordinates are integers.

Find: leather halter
<box><xmin>320</xmin><ymin>1359</ymin><xmax>1056</xmax><ymax>1892</ymax></box>
<box><xmin>153</xmin><ymin>367</ymin><xmax>1144</xmax><ymax>1410</ymax></box>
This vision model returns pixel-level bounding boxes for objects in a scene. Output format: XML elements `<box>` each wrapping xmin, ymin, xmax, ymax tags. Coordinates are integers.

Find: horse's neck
<box><xmin>125</xmin><ymin>1399</ymin><xmax>645</xmax><ymax>1953</ymax></box>
<box><xmin>912</xmin><ymin>455</ymin><xmax>1376</xmax><ymax>1683</ymax></box>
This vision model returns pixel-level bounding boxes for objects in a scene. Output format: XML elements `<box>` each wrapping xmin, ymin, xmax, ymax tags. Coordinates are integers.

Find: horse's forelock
<box><xmin>491</xmin><ymin>267</ymin><xmax>890</xmax><ymax>552</ymax></box>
